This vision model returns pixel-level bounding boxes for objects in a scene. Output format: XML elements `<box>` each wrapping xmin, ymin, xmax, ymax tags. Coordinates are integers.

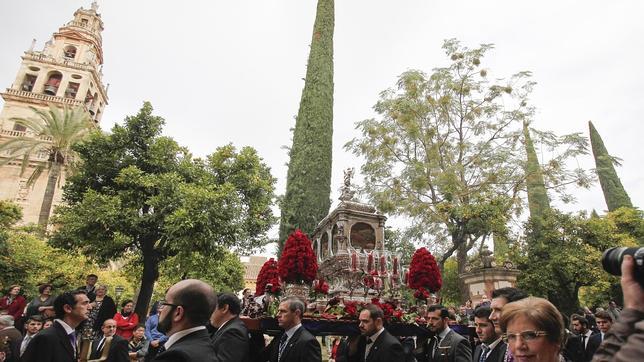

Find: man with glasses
<box><xmin>154</xmin><ymin>279</ymin><xmax>219</xmax><ymax>362</ymax></box>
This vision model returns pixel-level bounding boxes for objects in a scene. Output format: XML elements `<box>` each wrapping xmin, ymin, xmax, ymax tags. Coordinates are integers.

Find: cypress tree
<box><xmin>589</xmin><ymin>121</ymin><xmax>632</xmax><ymax>211</ymax></box>
<box><xmin>523</xmin><ymin>122</ymin><xmax>551</xmax><ymax>219</ymax></box>
<box><xmin>278</xmin><ymin>0</ymin><xmax>334</xmax><ymax>252</ymax></box>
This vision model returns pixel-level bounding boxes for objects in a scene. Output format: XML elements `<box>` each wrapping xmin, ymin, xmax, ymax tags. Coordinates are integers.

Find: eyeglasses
<box><xmin>159</xmin><ymin>301</ymin><xmax>181</xmax><ymax>309</ymax></box>
<box><xmin>503</xmin><ymin>330</ymin><xmax>548</xmax><ymax>343</ymax></box>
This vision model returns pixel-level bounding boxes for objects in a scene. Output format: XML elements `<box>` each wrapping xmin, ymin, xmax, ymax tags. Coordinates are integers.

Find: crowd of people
<box><xmin>0</xmin><ymin>255</ymin><xmax>641</xmax><ymax>362</ymax></box>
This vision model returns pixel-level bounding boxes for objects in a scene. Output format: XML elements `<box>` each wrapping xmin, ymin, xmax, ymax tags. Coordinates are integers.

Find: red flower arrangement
<box><xmin>413</xmin><ymin>287</ymin><xmax>430</xmax><ymax>300</ymax></box>
<box><xmin>255</xmin><ymin>258</ymin><xmax>281</xmax><ymax>296</ymax></box>
<box><xmin>408</xmin><ymin>247</ymin><xmax>442</xmax><ymax>295</ymax></box>
<box><xmin>278</xmin><ymin>229</ymin><xmax>318</xmax><ymax>284</ymax></box>
<box><xmin>313</xmin><ymin>279</ymin><xmax>330</xmax><ymax>295</ymax></box>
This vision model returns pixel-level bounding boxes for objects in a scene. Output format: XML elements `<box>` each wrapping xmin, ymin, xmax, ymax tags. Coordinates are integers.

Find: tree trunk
<box><xmin>38</xmin><ymin>162</ymin><xmax>61</xmax><ymax>227</ymax></box>
<box><xmin>456</xmin><ymin>242</ymin><xmax>469</xmax><ymax>302</ymax></box>
<box><xmin>134</xmin><ymin>240</ymin><xmax>159</xmax><ymax>321</ymax></box>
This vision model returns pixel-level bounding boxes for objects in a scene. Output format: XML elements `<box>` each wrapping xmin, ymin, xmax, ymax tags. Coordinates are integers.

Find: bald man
<box><xmin>87</xmin><ymin>319</ymin><xmax>128</xmax><ymax>362</ymax></box>
<box><xmin>154</xmin><ymin>279</ymin><xmax>219</xmax><ymax>362</ymax></box>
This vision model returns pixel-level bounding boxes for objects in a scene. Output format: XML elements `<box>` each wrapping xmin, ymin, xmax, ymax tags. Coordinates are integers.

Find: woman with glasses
<box><xmin>500</xmin><ymin>297</ymin><xmax>565</xmax><ymax>362</ymax></box>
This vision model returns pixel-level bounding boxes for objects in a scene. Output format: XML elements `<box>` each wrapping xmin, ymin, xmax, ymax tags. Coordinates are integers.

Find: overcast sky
<box><xmin>1</xmin><ymin>1</ymin><xmax>642</xmax><ymax>253</ymax></box>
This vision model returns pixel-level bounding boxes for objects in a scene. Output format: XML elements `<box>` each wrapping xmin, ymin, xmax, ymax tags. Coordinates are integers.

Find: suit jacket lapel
<box><xmin>366</xmin><ymin>330</ymin><xmax>390</xmax><ymax>362</ymax></box>
<box><xmin>54</xmin><ymin>322</ymin><xmax>75</xmax><ymax>359</ymax></box>
<box><xmin>280</xmin><ymin>327</ymin><xmax>303</xmax><ymax>361</ymax></box>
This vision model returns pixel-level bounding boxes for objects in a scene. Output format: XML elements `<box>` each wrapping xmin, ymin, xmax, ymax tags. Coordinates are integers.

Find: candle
<box><xmin>393</xmin><ymin>256</ymin><xmax>399</xmax><ymax>275</ymax></box>
<box><xmin>367</xmin><ymin>252</ymin><xmax>374</xmax><ymax>272</ymax></box>
<box><xmin>380</xmin><ymin>255</ymin><xmax>386</xmax><ymax>274</ymax></box>
<box><xmin>351</xmin><ymin>251</ymin><xmax>357</xmax><ymax>271</ymax></box>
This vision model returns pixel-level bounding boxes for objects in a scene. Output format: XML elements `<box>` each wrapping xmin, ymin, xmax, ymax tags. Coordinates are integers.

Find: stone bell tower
<box><xmin>0</xmin><ymin>2</ymin><xmax>108</xmax><ymax>224</ymax></box>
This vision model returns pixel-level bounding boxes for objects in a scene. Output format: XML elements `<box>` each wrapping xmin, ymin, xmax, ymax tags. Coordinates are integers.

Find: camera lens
<box><xmin>601</xmin><ymin>247</ymin><xmax>644</xmax><ymax>287</ymax></box>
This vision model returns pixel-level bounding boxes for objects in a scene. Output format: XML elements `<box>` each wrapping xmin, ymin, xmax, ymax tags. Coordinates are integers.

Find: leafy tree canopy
<box><xmin>516</xmin><ymin>207</ymin><xmax>642</xmax><ymax>315</ymax></box>
<box><xmin>345</xmin><ymin>39</ymin><xmax>591</xmax><ymax>300</ymax></box>
<box><xmin>50</xmin><ymin>102</ymin><xmax>276</xmax><ymax>316</ymax></box>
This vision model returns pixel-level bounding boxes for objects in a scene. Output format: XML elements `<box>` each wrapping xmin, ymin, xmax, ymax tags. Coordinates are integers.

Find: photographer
<box><xmin>592</xmin><ymin>255</ymin><xmax>644</xmax><ymax>361</ymax></box>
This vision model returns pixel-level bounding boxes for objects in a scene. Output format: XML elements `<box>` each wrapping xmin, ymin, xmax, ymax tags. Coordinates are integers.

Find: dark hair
<box><xmin>491</xmin><ymin>287</ymin><xmax>528</xmax><ymax>303</ymax></box>
<box><xmin>26</xmin><ymin>315</ymin><xmax>43</xmax><ymax>323</ymax></box>
<box><xmin>149</xmin><ymin>301</ymin><xmax>160</xmax><ymax>317</ymax></box>
<box><xmin>571</xmin><ymin>314</ymin><xmax>589</xmax><ymax>327</ymax></box>
<box><xmin>53</xmin><ymin>290</ymin><xmax>86</xmax><ymax>319</ymax></box>
<box><xmin>87</xmin><ymin>274</ymin><xmax>98</xmax><ymax>279</ymax></box>
<box><xmin>427</xmin><ymin>305</ymin><xmax>449</xmax><ymax>319</ymax></box>
<box><xmin>174</xmin><ymin>283</ymin><xmax>218</xmax><ymax>327</ymax></box>
<box><xmin>594</xmin><ymin>310</ymin><xmax>613</xmax><ymax>322</ymax></box>
<box><xmin>121</xmin><ymin>299</ymin><xmax>134</xmax><ymax>308</ymax></box>
<box><xmin>216</xmin><ymin>293</ymin><xmax>241</xmax><ymax>315</ymax></box>
<box><xmin>362</xmin><ymin>304</ymin><xmax>385</xmax><ymax>322</ymax></box>
<box><xmin>38</xmin><ymin>284</ymin><xmax>53</xmax><ymax>294</ymax></box>
<box><xmin>135</xmin><ymin>323</ymin><xmax>145</xmax><ymax>331</ymax></box>
<box><xmin>473</xmin><ymin>306</ymin><xmax>492</xmax><ymax>320</ymax></box>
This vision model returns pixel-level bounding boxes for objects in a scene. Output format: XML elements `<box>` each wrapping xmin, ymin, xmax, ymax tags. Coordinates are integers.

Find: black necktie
<box><xmin>97</xmin><ymin>338</ymin><xmax>105</xmax><ymax>352</ymax></box>
<box><xmin>581</xmin><ymin>335</ymin><xmax>587</xmax><ymax>351</ymax></box>
<box><xmin>432</xmin><ymin>336</ymin><xmax>441</xmax><ymax>358</ymax></box>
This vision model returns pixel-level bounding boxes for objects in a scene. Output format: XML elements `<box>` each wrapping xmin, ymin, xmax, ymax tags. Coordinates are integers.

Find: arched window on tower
<box><xmin>21</xmin><ymin>74</ymin><xmax>37</xmax><ymax>92</ymax></box>
<box><xmin>64</xmin><ymin>82</ymin><xmax>79</xmax><ymax>99</ymax></box>
<box><xmin>84</xmin><ymin>90</ymin><xmax>93</xmax><ymax>106</ymax></box>
<box><xmin>43</xmin><ymin>71</ymin><xmax>62</xmax><ymax>96</ymax></box>
<box><xmin>63</xmin><ymin>45</ymin><xmax>77</xmax><ymax>60</ymax></box>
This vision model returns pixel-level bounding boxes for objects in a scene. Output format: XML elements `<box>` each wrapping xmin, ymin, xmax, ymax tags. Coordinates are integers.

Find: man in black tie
<box><xmin>265</xmin><ymin>297</ymin><xmax>321</xmax><ymax>362</ymax></box>
<box><xmin>345</xmin><ymin>303</ymin><xmax>404</xmax><ymax>362</ymax></box>
<box><xmin>86</xmin><ymin>319</ymin><xmax>128</xmax><ymax>361</ymax></box>
<box><xmin>209</xmin><ymin>292</ymin><xmax>250</xmax><ymax>362</ymax></box>
<box><xmin>472</xmin><ymin>306</ymin><xmax>506</xmax><ymax>362</ymax></box>
<box><xmin>22</xmin><ymin>290</ymin><xmax>92</xmax><ymax>362</ymax></box>
<box><xmin>154</xmin><ymin>279</ymin><xmax>219</xmax><ymax>362</ymax></box>
<box><xmin>571</xmin><ymin>315</ymin><xmax>595</xmax><ymax>362</ymax></box>
<box><xmin>415</xmin><ymin>305</ymin><xmax>471</xmax><ymax>362</ymax></box>
<box><xmin>586</xmin><ymin>311</ymin><xmax>611</xmax><ymax>361</ymax></box>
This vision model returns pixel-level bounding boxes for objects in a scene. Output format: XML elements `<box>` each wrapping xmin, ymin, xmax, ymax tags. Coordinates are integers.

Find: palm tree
<box><xmin>0</xmin><ymin>104</ymin><xmax>93</xmax><ymax>227</ymax></box>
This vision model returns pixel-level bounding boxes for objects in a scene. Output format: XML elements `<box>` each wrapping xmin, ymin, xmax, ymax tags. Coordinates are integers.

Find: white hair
<box><xmin>0</xmin><ymin>315</ymin><xmax>15</xmax><ymax>327</ymax></box>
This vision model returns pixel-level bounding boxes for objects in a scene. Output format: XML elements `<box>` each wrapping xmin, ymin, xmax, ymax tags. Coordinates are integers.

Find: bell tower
<box><xmin>0</xmin><ymin>2</ymin><xmax>108</xmax><ymax>224</ymax></box>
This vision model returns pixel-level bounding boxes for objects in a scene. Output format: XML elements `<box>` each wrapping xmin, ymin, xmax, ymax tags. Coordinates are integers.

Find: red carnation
<box><xmin>408</xmin><ymin>247</ymin><xmax>442</xmax><ymax>293</ymax></box>
<box><xmin>255</xmin><ymin>258</ymin><xmax>281</xmax><ymax>296</ymax></box>
<box><xmin>278</xmin><ymin>229</ymin><xmax>318</xmax><ymax>284</ymax></box>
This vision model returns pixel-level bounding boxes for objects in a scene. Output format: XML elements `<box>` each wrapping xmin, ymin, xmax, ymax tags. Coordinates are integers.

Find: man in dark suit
<box><xmin>415</xmin><ymin>305</ymin><xmax>471</xmax><ymax>362</ymax></box>
<box><xmin>346</xmin><ymin>303</ymin><xmax>404</xmax><ymax>362</ymax></box>
<box><xmin>591</xmin><ymin>311</ymin><xmax>613</xmax><ymax>345</ymax></box>
<box><xmin>472</xmin><ymin>306</ymin><xmax>506</xmax><ymax>362</ymax></box>
<box><xmin>571</xmin><ymin>314</ymin><xmax>595</xmax><ymax>362</ymax></box>
<box><xmin>154</xmin><ymin>279</ymin><xmax>219</xmax><ymax>362</ymax></box>
<box><xmin>0</xmin><ymin>315</ymin><xmax>23</xmax><ymax>362</ymax></box>
<box><xmin>209</xmin><ymin>292</ymin><xmax>250</xmax><ymax>362</ymax></box>
<box><xmin>86</xmin><ymin>319</ymin><xmax>128</xmax><ymax>362</ymax></box>
<box><xmin>265</xmin><ymin>296</ymin><xmax>321</xmax><ymax>362</ymax></box>
<box><xmin>488</xmin><ymin>287</ymin><xmax>528</xmax><ymax>362</ymax></box>
<box><xmin>22</xmin><ymin>290</ymin><xmax>92</xmax><ymax>362</ymax></box>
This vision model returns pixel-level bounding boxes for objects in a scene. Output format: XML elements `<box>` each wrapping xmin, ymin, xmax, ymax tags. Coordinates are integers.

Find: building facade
<box><xmin>0</xmin><ymin>3</ymin><xmax>108</xmax><ymax>224</ymax></box>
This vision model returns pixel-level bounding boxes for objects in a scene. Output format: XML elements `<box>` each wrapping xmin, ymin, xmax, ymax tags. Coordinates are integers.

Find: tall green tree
<box><xmin>50</xmin><ymin>102</ymin><xmax>275</xmax><ymax>317</ymax></box>
<box><xmin>346</xmin><ymin>40</ymin><xmax>591</xmax><ymax>300</ymax></box>
<box><xmin>278</xmin><ymin>0</ymin><xmax>334</xmax><ymax>251</ymax></box>
<box><xmin>0</xmin><ymin>105</ymin><xmax>93</xmax><ymax>227</ymax></box>
<box><xmin>589</xmin><ymin>121</ymin><xmax>633</xmax><ymax>211</ymax></box>
<box><xmin>517</xmin><ymin>208</ymin><xmax>643</xmax><ymax>315</ymax></box>
<box><xmin>523</xmin><ymin>122</ymin><xmax>550</xmax><ymax>220</ymax></box>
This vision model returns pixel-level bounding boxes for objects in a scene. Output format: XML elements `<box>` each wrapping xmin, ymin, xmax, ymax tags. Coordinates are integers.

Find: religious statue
<box><xmin>339</xmin><ymin>168</ymin><xmax>356</xmax><ymax>201</ymax></box>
